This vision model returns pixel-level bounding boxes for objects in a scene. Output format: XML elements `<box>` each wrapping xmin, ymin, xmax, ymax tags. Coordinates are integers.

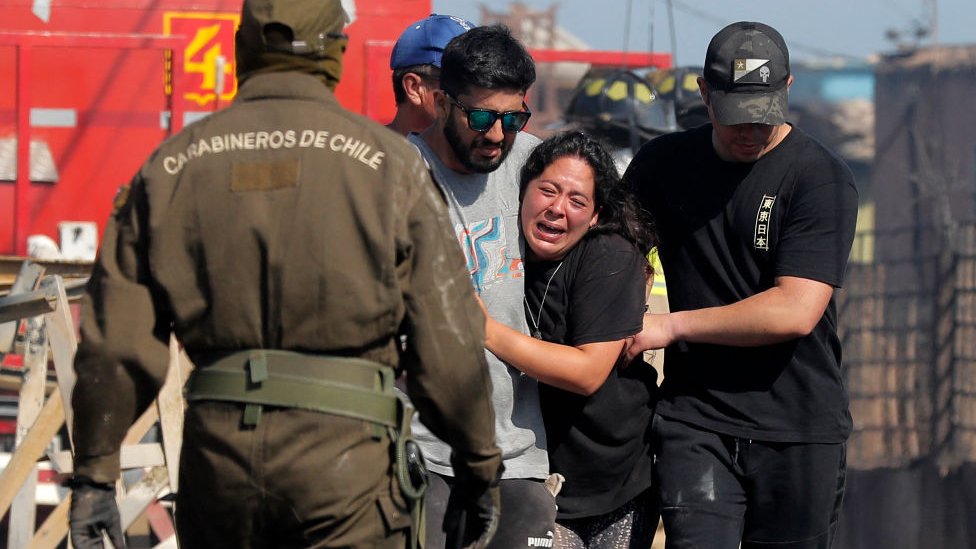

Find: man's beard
<box><xmin>443</xmin><ymin>110</ymin><xmax>511</xmax><ymax>173</ymax></box>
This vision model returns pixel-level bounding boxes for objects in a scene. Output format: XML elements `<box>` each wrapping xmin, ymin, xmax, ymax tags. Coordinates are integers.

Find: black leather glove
<box><xmin>67</xmin><ymin>476</ymin><xmax>126</xmax><ymax>549</ymax></box>
<box><xmin>443</xmin><ymin>478</ymin><xmax>500</xmax><ymax>549</ymax></box>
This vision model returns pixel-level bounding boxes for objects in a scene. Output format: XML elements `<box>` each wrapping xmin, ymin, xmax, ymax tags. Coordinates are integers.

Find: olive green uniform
<box><xmin>71</xmin><ymin>71</ymin><xmax>501</xmax><ymax>548</ymax></box>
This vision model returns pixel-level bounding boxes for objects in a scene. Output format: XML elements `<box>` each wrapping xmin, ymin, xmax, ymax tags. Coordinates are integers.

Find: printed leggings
<box><xmin>555</xmin><ymin>489</ymin><xmax>658</xmax><ymax>549</ymax></box>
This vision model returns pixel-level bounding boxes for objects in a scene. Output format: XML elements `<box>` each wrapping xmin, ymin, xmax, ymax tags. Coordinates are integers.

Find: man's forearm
<box><xmin>632</xmin><ymin>276</ymin><xmax>834</xmax><ymax>354</ymax></box>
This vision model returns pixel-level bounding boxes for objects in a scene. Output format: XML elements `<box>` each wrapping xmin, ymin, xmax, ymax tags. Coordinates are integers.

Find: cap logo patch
<box><xmin>449</xmin><ymin>16</ymin><xmax>474</xmax><ymax>31</ymax></box>
<box><xmin>733</xmin><ymin>58</ymin><xmax>772</xmax><ymax>85</ymax></box>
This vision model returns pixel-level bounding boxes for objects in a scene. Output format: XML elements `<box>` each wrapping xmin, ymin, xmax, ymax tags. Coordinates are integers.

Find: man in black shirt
<box><xmin>624</xmin><ymin>21</ymin><xmax>858</xmax><ymax>549</ymax></box>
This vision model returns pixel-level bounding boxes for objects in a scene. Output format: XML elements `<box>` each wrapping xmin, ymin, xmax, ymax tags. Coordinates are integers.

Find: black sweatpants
<box><xmin>653</xmin><ymin>414</ymin><xmax>847</xmax><ymax>549</ymax></box>
<box><xmin>423</xmin><ymin>471</ymin><xmax>557</xmax><ymax>549</ymax></box>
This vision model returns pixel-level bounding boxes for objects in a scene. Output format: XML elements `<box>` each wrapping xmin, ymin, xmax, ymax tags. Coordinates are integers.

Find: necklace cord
<box><xmin>525</xmin><ymin>261</ymin><xmax>563</xmax><ymax>338</ymax></box>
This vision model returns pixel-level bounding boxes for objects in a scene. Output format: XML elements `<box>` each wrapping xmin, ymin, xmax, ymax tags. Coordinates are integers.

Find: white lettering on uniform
<box><xmin>367</xmin><ymin>151</ymin><xmax>384</xmax><ymax>170</ymax></box>
<box><xmin>160</xmin><ymin>128</ymin><xmax>385</xmax><ymax>174</ymax></box>
<box><xmin>328</xmin><ymin>134</ymin><xmax>385</xmax><ymax>170</ymax></box>
<box><xmin>301</xmin><ymin>129</ymin><xmax>330</xmax><ymax>148</ymax></box>
<box><xmin>196</xmin><ymin>138</ymin><xmax>212</xmax><ymax>155</ymax></box>
<box><xmin>330</xmin><ymin>133</ymin><xmax>345</xmax><ymax>151</ymax></box>
<box><xmin>267</xmin><ymin>131</ymin><xmax>282</xmax><ymax>148</ymax></box>
<box><xmin>342</xmin><ymin>137</ymin><xmax>360</xmax><ymax>155</ymax></box>
<box><xmin>163</xmin><ymin>156</ymin><xmax>179</xmax><ymax>174</ymax></box>
<box><xmin>314</xmin><ymin>130</ymin><xmax>329</xmax><ymax>147</ymax></box>
<box><xmin>283</xmin><ymin>130</ymin><xmax>297</xmax><ymax>148</ymax></box>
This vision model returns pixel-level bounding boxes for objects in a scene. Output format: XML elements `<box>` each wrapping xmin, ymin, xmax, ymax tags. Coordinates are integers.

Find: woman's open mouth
<box><xmin>535</xmin><ymin>221</ymin><xmax>565</xmax><ymax>239</ymax></box>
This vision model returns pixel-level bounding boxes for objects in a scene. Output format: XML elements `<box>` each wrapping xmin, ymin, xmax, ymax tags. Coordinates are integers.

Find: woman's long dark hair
<box><xmin>519</xmin><ymin>131</ymin><xmax>657</xmax><ymax>257</ymax></box>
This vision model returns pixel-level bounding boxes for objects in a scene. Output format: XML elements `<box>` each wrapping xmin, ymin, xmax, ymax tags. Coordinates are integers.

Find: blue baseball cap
<box><xmin>390</xmin><ymin>14</ymin><xmax>474</xmax><ymax>70</ymax></box>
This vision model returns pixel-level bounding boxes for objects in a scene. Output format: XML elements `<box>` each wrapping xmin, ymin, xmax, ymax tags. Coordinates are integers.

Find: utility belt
<box><xmin>186</xmin><ymin>349</ymin><xmax>428</xmax><ymax>546</ymax></box>
<box><xmin>186</xmin><ymin>349</ymin><xmax>398</xmax><ymax>428</ymax></box>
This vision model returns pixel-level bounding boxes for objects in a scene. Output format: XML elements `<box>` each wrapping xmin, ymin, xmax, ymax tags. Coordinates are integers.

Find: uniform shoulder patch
<box><xmin>112</xmin><ymin>184</ymin><xmax>131</xmax><ymax>213</ymax></box>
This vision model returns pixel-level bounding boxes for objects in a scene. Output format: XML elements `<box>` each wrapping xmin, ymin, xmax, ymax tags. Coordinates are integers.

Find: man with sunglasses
<box><xmin>406</xmin><ymin>24</ymin><xmax>557</xmax><ymax>549</ymax></box>
<box><xmin>387</xmin><ymin>14</ymin><xmax>473</xmax><ymax>136</ymax></box>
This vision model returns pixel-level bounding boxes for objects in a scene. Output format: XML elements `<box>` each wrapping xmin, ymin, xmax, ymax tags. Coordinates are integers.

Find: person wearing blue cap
<box><xmin>387</xmin><ymin>14</ymin><xmax>473</xmax><ymax>136</ymax></box>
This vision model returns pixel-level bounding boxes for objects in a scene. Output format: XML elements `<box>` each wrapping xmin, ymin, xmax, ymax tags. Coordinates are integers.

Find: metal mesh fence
<box><xmin>838</xmin><ymin>222</ymin><xmax>976</xmax><ymax>472</ymax></box>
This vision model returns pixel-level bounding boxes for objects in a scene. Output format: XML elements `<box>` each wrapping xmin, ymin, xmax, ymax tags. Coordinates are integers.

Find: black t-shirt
<box><xmin>625</xmin><ymin>124</ymin><xmax>858</xmax><ymax>443</ymax></box>
<box><xmin>526</xmin><ymin>232</ymin><xmax>658</xmax><ymax>519</ymax></box>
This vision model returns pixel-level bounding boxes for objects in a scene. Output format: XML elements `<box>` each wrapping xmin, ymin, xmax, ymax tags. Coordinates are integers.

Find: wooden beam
<box><xmin>0</xmin><ymin>374</ymin><xmax>57</xmax><ymax>394</ymax></box>
<box><xmin>41</xmin><ymin>276</ymin><xmax>77</xmax><ymax>440</ymax></box>
<box><xmin>8</xmin><ymin>315</ymin><xmax>50</xmax><ymax>548</ymax></box>
<box><xmin>0</xmin><ymin>260</ymin><xmax>44</xmax><ymax>352</ymax></box>
<box><xmin>119</xmin><ymin>466</ymin><xmax>171</xmax><ymax>529</ymax></box>
<box><xmin>0</xmin><ymin>255</ymin><xmax>91</xmax><ymax>294</ymax></box>
<box><xmin>0</xmin><ymin>290</ymin><xmax>57</xmax><ymax>324</ymax></box>
<box><xmin>25</xmin><ymin>496</ymin><xmax>69</xmax><ymax>549</ymax></box>
<box><xmin>0</xmin><ymin>388</ymin><xmax>64</xmax><ymax>518</ymax></box>
<box><xmin>158</xmin><ymin>336</ymin><xmax>192</xmax><ymax>487</ymax></box>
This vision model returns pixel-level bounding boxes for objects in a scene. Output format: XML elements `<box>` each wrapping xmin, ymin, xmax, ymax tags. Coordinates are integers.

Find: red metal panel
<box><xmin>0</xmin><ymin>2</ymin><xmax>239</xmax><ymax>255</ymax></box>
<box><xmin>14</xmin><ymin>44</ymin><xmax>31</xmax><ymax>257</ymax></box>
<box><xmin>336</xmin><ymin>0</ymin><xmax>430</xmax><ymax>114</ymax></box>
<box><xmin>363</xmin><ymin>40</ymin><xmax>396</xmax><ymax>123</ymax></box>
<box><xmin>0</xmin><ymin>31</ymin><xmax>187</xmax><ymax>255</ymax></box>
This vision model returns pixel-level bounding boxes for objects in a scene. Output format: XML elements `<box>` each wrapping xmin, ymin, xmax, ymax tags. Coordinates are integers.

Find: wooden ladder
<box><xmin>0</xmin><ymin>260</ymin><xmax>191</xmax><ymax>549</ymax></box>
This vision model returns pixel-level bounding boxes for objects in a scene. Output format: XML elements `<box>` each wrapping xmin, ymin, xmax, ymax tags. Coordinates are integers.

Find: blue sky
<box><xmin>432</xmin><ymin>0</ymin><xmax>975</xmax><ymax>65</ymax></box>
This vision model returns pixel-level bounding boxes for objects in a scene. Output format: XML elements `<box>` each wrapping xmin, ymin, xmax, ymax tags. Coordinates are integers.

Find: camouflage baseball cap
<box><xmin>237</xmin><ymin>0</ymin><xmax>349</xmax><ymax>57</ymax></box>
<box><xmin>703</xmin><ymin>21</ymin><xmax>790</xmax><ymax>126</ymax></box>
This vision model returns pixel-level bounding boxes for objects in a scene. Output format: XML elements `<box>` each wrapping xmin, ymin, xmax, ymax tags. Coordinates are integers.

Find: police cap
<box><xmin>238</xmin><ymin>0</ymin><xmax>349</xmax><ymax>57</ymax></box>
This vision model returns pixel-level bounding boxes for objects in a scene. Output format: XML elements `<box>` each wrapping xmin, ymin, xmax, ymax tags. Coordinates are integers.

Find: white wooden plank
<box><xmin>158</xmin><ymin>335</ymin><xmax>191</xmax><ymax>489</ymax></box>
<box><xmin>8</xmin><ymin>315</ymin><xmax>51</xmax><ymax>549</ymax></box>
<box><xmin>51</xmin><ymin>443</ymin><xmax>167</xmax><ymax>474</ymax></box>
<box><xmin>25</xmin><ymin>496</ymin><xmax>68</xmax><ymax>549</ymax></box>
<box><xmin>0</xmin><ymin>388</ymin><xmax>64</xmax><ymax>519</ymax></box>
<box><xmin>118</xmin><ymin>466</ymin><xmax>171</xmax><ymax>529</ymax></box>
<box><xmin>40</xmin><ymin>276</ymin><xmax>77</xmax><ymax>440</ymax></box>
<box><xmin>0</xmin><ymin>261</ymin><xmax>44</xmax><ymax>353</ymax></box>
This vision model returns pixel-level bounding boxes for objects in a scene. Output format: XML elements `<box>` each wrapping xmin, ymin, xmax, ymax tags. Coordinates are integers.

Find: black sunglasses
<box><xmin>446</xmin><ymin>93</ymin><xmax>532</xmax><ymax>133</ymax></box>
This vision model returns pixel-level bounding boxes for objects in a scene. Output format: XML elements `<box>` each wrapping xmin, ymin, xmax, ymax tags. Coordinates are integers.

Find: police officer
<box><xmin>65</xmin><ymin>1</ymin><xmax>502</xmax><ymax>548</ymax></box>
